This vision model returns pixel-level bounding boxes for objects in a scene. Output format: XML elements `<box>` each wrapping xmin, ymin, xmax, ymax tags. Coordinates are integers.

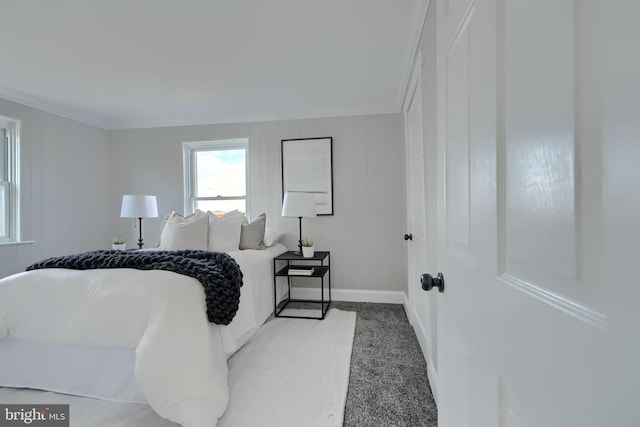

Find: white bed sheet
<box><xmin>0</xmin><ymin>243</ymin><xmax>286</xmax><ymax>427</ymax></box>
<box><xmin>222</xmin><ymin>244</ymin><xmax>284</xmax><ymax>354</ymax></box>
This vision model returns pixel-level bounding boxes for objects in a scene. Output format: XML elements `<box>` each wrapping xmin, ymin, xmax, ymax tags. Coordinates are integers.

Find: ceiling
<box><xmin>0</xmin><ymin>1</ymin><xmax>426</xmax><ymax>130</ymax></box>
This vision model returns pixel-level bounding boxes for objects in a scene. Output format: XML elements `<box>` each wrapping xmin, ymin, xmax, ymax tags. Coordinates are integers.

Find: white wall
<box><xmin>109</xmin><ymin>114</ymin><xmax>408</xmax><ymax>293</ymax></box>
<box><xmin>0</xmin><ymin>97</ymin><xmax>110</xmax><ymax>278</ymax></box>
<box><xmin>0</xmin><ymin>98</ymin><xmax>407</xmax><ymax>295</ymax></box>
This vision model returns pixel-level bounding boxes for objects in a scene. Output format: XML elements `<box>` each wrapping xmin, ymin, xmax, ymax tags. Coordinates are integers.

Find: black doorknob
<box><xmin>404</xmin><ymin>233</ymin><xmax>413</xmax><ymax>241</ymax></box>
<box><xmin>421</xmin><ymin>272</ymin><xmax>445</xmax><ymax>293</ymax></box>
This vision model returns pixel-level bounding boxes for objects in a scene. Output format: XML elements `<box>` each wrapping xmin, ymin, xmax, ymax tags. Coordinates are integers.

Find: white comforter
<box><xmin>0</xmin><ymin>244</ymin><xmax>286</xmax><ymax>427</ymax></box>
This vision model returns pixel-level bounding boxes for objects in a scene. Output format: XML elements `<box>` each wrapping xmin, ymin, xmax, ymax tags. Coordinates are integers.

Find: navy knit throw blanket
<box><xmin>26</xmin><ymin>250</ymin><xmax>244</xmax><ymax>325</ymax></box>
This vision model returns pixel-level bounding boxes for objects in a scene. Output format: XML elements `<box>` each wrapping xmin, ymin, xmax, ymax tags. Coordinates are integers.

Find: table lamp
<box><xmin>120</xmin><ymin>195</ymin><xmax>158</xmax><ymax>249</ymax></box>
<box><xmin>281</xmin><ymin>192</ymin><xmax>316</xmax><ymax>255</ymax></box>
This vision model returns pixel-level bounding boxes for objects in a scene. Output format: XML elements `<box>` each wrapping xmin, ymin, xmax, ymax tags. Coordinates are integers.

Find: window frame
<box><xmin>0</xmin><ymin>115</ymin><xmax>20</xmax><ymax>243</ymax></box>
<box><xmin>182</xmin><ymin>138</ymin><xmax>249</xmax><ymax>217</ymax></box>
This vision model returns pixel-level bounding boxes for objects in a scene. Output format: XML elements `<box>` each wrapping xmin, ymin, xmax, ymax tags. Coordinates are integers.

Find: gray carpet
<box><xmin>333</xmin><ymin>302</ymin><xmax>438</xmax><ymax>427</ymax></box>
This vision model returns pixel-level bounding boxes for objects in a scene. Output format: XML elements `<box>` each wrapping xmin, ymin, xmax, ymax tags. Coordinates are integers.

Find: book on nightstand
<box><xmin>288</xmin><ymin>267</ymin><xmax>315</xmax><ymax>276</ymax></box>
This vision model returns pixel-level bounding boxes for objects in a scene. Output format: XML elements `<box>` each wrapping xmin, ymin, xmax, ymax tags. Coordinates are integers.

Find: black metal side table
<box><xmin>273</xmin><ymin>250</ymin><xmax>331</xmax><ymax>320</ymax></box>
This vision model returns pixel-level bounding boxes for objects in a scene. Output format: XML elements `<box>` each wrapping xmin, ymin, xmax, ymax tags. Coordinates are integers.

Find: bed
<box><xmin>0</xmin><ymin>210</ymin><xmax>287</xmax><ymax>427</ymax></box>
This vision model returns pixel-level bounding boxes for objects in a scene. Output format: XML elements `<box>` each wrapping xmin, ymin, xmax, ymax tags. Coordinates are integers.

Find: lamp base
<box><xmin>137</xmin><ymin>217</ymin><xmax>145</xmax><ymax>249</ymax></box>
<box><xmin>296</xmin><ymin>216</ymin><xmax>304</xmax><ymax>256</ymax></box>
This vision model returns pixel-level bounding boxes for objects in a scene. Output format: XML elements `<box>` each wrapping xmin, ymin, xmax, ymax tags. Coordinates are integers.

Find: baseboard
<box><xmin>290</xmin><ymin>287</ymin><xmax>407</xmax><ymax>305</ymax></box>
<box><xmin>427</xmin><ymin>362</ymin><xmax>438</xmax><ymax>407</ymax></box>
<box><xmin>402</xmin><ymin>292</ymin><xmax>410</xmax><ymax>321</ymax></box>
<box><xmin>412</xmin><ymin>305</ymin><xmax>439</xmax><ymax>407</ymax></box>
<box><xmin>413</xmin><ymin>314</ymin><xmax>430</xmax><ymax>362</ymax></box>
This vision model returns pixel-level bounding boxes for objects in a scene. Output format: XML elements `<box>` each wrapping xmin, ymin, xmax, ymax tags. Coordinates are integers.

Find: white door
<box><xmin>434</xmin><ymin>0</ymin><xmax>638</xmax><ymax>426</ymax></box>
<box><xmin>405</xmin><ymin>54</ymin><xmax>438</xmax><ymax>391</ymax></box>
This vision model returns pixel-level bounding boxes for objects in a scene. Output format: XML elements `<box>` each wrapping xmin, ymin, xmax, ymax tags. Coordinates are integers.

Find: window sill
<box><xmin>0</xmin><ymin>240</ymin><xmax>36</xmax><ymax>246</ymax></box>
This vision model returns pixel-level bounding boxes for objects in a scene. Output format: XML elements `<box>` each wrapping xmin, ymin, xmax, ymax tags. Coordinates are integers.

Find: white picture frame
<box><xmin>281</xmin><ymin>137</ymin><xmax>333</xmax><ymax>215</ymax></box>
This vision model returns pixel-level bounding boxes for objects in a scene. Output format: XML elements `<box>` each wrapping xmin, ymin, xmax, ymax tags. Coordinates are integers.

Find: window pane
<box><xmin>195</xmin><ymin>199</ymin><xmax>246</xmax><ymax>216</ymax></box>
<box><xmin>194</xmin><ymin>149</ymin><xmax>246</xmax><ymax>198</ymax></box>
<box><xmin>0</xmin><ymin>182</ymin><xmax>8</xmax><ymax>238</ymax></box>
<box><xmin>0</xmin><ymin>128</ymin><xmax>6</xmax><ymax>181</ymax></box>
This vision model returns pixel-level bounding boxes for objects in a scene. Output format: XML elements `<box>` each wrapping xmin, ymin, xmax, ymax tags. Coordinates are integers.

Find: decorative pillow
<box><xmin>158</xmin><ymin>212</ymin><xmax>208</xmax><ymax>250</ymax></box>
<box><xmin>263</xmin><ymin>227</ymin><xmax>285</xmax><ymax>247</ymax></box>
<box><xmin>188</xmin><ymin>209</ymin><xmax>208</xmax><ymax>220</ymax></box>
<box><xmin>208</xmin><ymin>211</ymin><xmax>245</xmax><ymax>252</ymax></box>
<box><xmin>239</xmin><ymin>213</ymin><xmax>267</xmax><ymax>250</ymax></box>
<box><xmin>156</xmin><ymin>210</ymin><xmax>206</xmax><ymax>247</ymax></box>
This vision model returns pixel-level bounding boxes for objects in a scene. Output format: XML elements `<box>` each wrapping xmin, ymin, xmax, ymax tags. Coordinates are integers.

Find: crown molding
<box><xmin>0</xmin><ymin>86</ymin><xmax>399</xmax><ymax>131</ymax></box>
<box><xmin>0</xmin><ymin>85</ymin><xmax>110</xmax><ymax>130</ymax></box>
<box><xmin>111</xmin><ymin>103</ymin><xmax>399</xmax><ymax>130</ymax></box>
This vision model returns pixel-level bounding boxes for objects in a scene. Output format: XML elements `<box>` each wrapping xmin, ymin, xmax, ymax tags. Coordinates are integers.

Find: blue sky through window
<box><xmin>195</xmin><ymin>149</ymin><xmax>246</xmax><ymax>198</ymax></box>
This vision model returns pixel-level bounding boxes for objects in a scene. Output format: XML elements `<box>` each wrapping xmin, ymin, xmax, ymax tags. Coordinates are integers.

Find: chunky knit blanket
<box><xmin>26</xmin><ymin>250</ymin><xmax>244</xmax><ymax>325</ymax></box>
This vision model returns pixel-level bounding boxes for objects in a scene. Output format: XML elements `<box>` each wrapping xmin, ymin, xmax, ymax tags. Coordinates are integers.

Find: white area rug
<box><xmin>220</xmin><ymin>308</ymin><xmax>356</xmax><ymax>427</ymax></box>
<box><xmin>0</xmin><ymin>308</ymin><xmax>356</xmax><ymax>427</ymax></box>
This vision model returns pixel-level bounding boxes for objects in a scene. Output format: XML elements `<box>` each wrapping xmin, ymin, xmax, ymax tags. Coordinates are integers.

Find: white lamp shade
<box><xmin>120</xmin><ymin>195</ymin><xmax>159</xmax><ymax>218</ymax></box>
<box><xmin>281</xmin><ymin>192</ymin><xmax>317</xmax><ymax>218</ymax></box>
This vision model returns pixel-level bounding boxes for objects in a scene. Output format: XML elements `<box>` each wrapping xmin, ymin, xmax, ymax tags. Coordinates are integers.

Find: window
<box><xmin>183</xmin><ymin>139</ymin><xmax>248</xmax><ymax>216</ymax></box>
<box><xmin>0</xmin><ymin>116</ymin><xmax>19</xmax><ymax>242</ymax></box>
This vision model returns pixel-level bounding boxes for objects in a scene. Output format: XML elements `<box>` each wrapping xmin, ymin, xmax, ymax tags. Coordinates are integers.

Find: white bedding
<box><xmin>0</xmin><ymin>243</ymin><xmax>286</xmax><ymax>427</ymax></box>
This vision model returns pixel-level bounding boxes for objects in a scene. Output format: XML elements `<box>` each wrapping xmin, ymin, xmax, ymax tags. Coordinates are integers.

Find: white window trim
<box><xmin>182</xmin><ymin>138</ymin><xmax>250</xmax><ymax>217</ymax></box>
<box><xmin>0</xmin><ymin>116</ymin><xmax>20</xmax><ymax>243</ymax></box>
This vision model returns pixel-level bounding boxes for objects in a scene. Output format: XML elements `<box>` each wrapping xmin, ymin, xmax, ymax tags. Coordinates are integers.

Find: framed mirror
<box><xmin>281</xmin><ymin>137</ymin><xmax>333</xmax><ymax>215</ymax></box>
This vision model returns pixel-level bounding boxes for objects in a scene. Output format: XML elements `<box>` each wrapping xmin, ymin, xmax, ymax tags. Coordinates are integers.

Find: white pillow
<box><xmin>263</xmin><ymin>227</ymin><xmax>285</xmax><ymax>247</ymax></box>
<box><xmin>239</xmin><ymin>213</ymin><xmax>267</xmax><ymax>250</ymax></box>
<box><xmin>189</xmin><ymin>209</ymin><xmax>208</xmax><ymax>220</ymax></box>
<box><xmin>156</xmin><ymin>210</ymin><xmax>207</xmax><ymax>247</ymax></box>
<box><xmin>159</xmin><ymin>212</ymin><xmax>208</xmax><ymax>250</ymax></box>
<box><xmin>208</xmin><ymin>211</ymin><xmax>245</xmax><ymax>252</ymax></box>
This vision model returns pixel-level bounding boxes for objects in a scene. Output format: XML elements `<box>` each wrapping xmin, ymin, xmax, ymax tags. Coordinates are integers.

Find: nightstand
<box><xmin>273</xmin><ymin>250</ymin><xmax>331</xmax><ymax>320</ymax></box>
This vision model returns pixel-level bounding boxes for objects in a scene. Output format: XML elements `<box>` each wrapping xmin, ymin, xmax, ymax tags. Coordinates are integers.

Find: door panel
<box><xmin>500</xmin><ymin>0</ymin><xmax>605</xmax><ymax>321</ymax></box>
<box><xmin>503</xmin><ymin>0</ymin><xmax>580</xmax><ymax>300</ymax></box>
<box><xmin>435</xmin><ymin>0</ymin><xmax>614</xmax><ymax>426</ymax></box>
<box><xmin>406</xmin><ymin>55</ymin><xmax>438</xmax><ymax>389</ymax></box>
<box><xmin>445</xmin><ymin>20</ymin><xmax>472</xmax><ymax>263</ymax></box>
<box><xmin>408</xmin><ymin>74</ymin><xmax>428</xmax><ymax>332</ymax></box>
<box><xmin>438</xmin><ymin>1</ymin><xmax>501</xmax><ymax>425</ymax></box>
